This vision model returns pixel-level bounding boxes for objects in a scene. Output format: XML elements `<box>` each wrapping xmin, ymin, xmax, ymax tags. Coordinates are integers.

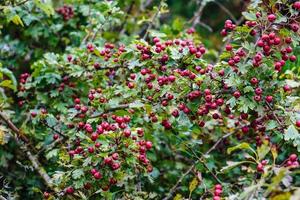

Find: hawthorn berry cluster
<box><xmin>286</xmin><ymin>154</ymin><xmax>299</xmax><ymax>168</ymax></box>
<box><xmin>56</xmin><ymin>5</ymin><xmax>74</xmax><ymax>20</ymax></box>
<box><xmin>213</xmin><ymin>184</ymin><xmax>223</xmax><ymax>200</ymax></box>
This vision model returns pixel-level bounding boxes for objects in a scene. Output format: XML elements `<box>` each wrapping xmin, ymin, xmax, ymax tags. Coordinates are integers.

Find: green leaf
<box><xmin>34</xmin><ymin>0</ymin><xmax>54</xmax><ymax>16</ymax></box>
<box><xmin>266</xmin><ymin>120</ymin><xmax>277</xmax><ymax>131</ymax></box>
<box><xmin>172</xmin><ymin>18</ymin><xmax>184</xmax><ymax>31</ymax></box>
<box><xmin>129</xmin><ymin>101</ymin><xmax>144</xmax><ymax>108</ymax></box>
<box><xmin>83</xmin><ymin>157</ymin><xmax>92</xmax><ymax>167</ymax></box>
<box><xmin>284</xmin><ymin>125</ymin><xmax>299</xmax><ymax>141</ymax></box>
<box><xmin>46</xmin><ymin>116</ymin><xmax>58</xmax><ymax>128</ymax></box>
<box><xmin>72</xmin><ymin>169</ymin><xmax>84</xmax><ymax>179</ymax></box>
<box><xmin>239</xmin><ymin>181</ymin><xmax>263</xmax><ymax>199</ymax></box>
<box><xmin>46</xmin><ymin>149</ymin><xmax>59</xmax><ymax>159</ymax></box>
<box><xmin>284</xmin><ymin>125</ymin><xmax>300</xmax><ymax>151</ymax></box>
<box><xmin>242</xmin><ymin>12</ymin><xmax>256</xmax><ymax>20</ymax></box>
<box><xmin>220</xmin><ymin>161</ymin><xmax>253</xmax><ymax>173</ymax></box>
<box><xmin>257</xmin><ymin>143</ymin><xmax>270</xmax><ymax>161</ymax></box>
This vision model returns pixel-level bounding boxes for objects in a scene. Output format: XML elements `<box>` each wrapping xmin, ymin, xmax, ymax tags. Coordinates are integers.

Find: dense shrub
<box><xmin>0</xmin><ymin>0</ymin><xmax>300</xmax><ymax>199</ymax></box>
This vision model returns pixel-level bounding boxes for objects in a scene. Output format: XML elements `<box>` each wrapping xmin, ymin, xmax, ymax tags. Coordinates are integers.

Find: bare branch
<box><xmin>213</xmin><ymin>1</ymin><xmax>237</xmax><ymax>23</ymax></box>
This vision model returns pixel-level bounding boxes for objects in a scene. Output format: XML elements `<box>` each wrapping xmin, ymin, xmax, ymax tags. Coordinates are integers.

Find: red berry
<box><xmin>145</xmin><ymin>141</ymin><xmax>152</xmax><ymax>149</ymax></box>
<box><xmin>112</xmin><ymin>153</ymin><xmax>119</xmax><ymax>160</ymax></box>
<box><xmin>66</xmin><ymin>186</ymin><xmax>74</xmax><ymax>194</ymax></box>
<box><xmin>289</xmin><ymin>154</ymin><xmax>298</xmax><ymax>162</ymax></box>
<box><xmin>257</xmin><ymin>163</ymin><xmax>264</xmax><ymax>172</ymax></box>
<box><xmin>265</xmin><ymin>96</ymin><xmax>273</xmax><ymax>103</ymax></box>
<box><xmin>233</xmin><ymin>91</ymin><xmax>241</xmax><ymax>99</ymax></box>
<box><xmin>267</xmin><ymin>14</ymin><xmax>276</xmax><ymax>22</ymax></box>
<box><xmin>215</xmin><ymin>184</ymin><xmax>222</xmax><ymax>190</ymax></box>
<box><xmin>296</xmin><ymin>120</ymin><xmax>300</xmax><ymax>128</ymax></box>
<box><xmin>225</xmin><ymin>44</ymin><xmax>232</xmax><ymax>51</ymax></box>
<box><xmin>53</xmin><ymin>134</ymin><xmax>59</xmax><ymax>140</ymax></box>
<box><xmin>31</xmin><ymin>112</ymin><xmax>37</xmax><ymax>118</ymax></box>
<box><xmin>43</xmin><ymin>192</ymin><xmax>50</xmax><ymax>199</ymax></box>
<box><xmin>293</xmin><ymin>1</ymin><xmax>300</xmax><ymax>10</ymax></box>
<box><xmin>94</xmin><ymin>172</ymin><xmax>102</xmax><ymax>179</ymax></box>
<box><xmin>88</xmin><ymin>146</ymin><xmax>94</xmax><ymax>153</ymax></box>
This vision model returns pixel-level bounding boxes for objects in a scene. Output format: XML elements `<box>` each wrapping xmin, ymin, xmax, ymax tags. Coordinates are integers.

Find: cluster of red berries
<box><xmin>286</xmin><ymin>154</ymin><xmax>299</xmax><ymax>168</ymax></box>
<box><xmin>19</xmin><ymin>73</ymin><xmax>30</xmax><ymax>84</ymax></box>
<box><xmin>220</xmin><ymin>20</ymin><xmax>236</xmax><ymax>36</ymax></box>
<box><xmin>58</xmin><ymin>76</ymin><xmax>75</xmax><ymax>92</ymax></box>
<box><xmin>257</xmin><ymin>160</ymin><xmax>268</xmax><ymax>173</ymax></box>
<box><xmin>56</xmin><ymin>5</ymin><xmax>74</xmax><ymax>20</ymax></box>
<box><xmin>255</xmin><ymin>135</ymin><xmax>270</xmax><ymax>146</ymax></box>
<box><xmin>18</xmin><ymin>73</ymin><xmax>31</xmax><ymax>106</ymax></box>
<box><xmin>94</xmin><ymin>43</ymin><xmax>125</xmax><ymax>62</ymax></box>
<box><xmin>213</xmin><ymin>184</ymin><xmax>223</xmax><ymax>200</ymax></box>
<box><xmin>186</xmin><ymin>27</ymin><xmax>196</xmax><ymax>34</ymax></box>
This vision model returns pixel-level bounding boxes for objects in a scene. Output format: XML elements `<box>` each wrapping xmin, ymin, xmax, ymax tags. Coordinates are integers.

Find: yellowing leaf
<box><xmin>271</xmin><ymin>146</ymin><xmax>278</xmax><ymax>163</ymax></box>
<box><xmin>173</xmin><ymin>194</ymin><xmax>182</xmax><ymax>200</ymax></box>
<box><xmin>270</xmin><ymin>192</ymin><xmax>291</xmax><ymax>200</ymax></box>
<box><xmin>11</xmin><ymin>15</ymin><xmax>24</xmax><ymax>27</ymax></box>
<box><xmin>34</xmin><ymin>0</ymin><xmax>54</xmax><ymax>16</ymax></box>
<box><xmin>0</xmin><ymin>129</ymin><xmax>5</xmax><ymax>145</ymax></box>
<box><xmin>257</xmin><ymin>143</ymin><xmax>270</xmax><ymax>161</ymax></box>
<box><xmin>227</xmin><ymin>142</ymin><xmax>256</xmax><ymax>156</ymax></box>
<box><xmin>189</xmin><ymin>177</ymin><xmax>198</xmax><ymax>193</ymax></box>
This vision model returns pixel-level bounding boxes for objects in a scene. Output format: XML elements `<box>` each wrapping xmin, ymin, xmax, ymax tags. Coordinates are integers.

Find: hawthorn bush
<box><xmin>0</xmin><ymin>0</ymin><xmax>300</xmax><ymax>199</ymax></box>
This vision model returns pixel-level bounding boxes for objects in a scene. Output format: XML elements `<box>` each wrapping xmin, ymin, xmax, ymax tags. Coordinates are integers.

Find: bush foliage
<box><xmin>0</xmin><ymin>0</ymin><xmax>300</xmax><ymax>199</ymax></box>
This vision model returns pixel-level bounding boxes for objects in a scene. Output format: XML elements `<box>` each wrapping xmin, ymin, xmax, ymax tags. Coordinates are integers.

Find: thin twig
<box><xmin>37</xmin><ymin>137</ymin><xmax>65</xmax><ymax>155</ymax></box>
<box><xmin>41</xmin><ymin>120</ymin><xmax>67</xmax><ymax>138</ymax></box>
<box><xmin>190</xmin><ymin>0</ymin><xmax>206</xmax><ymax>28</ymax></box>
<box><xmin>213</xmin><ymin>1</ymin><xmax>237</xmax><ymax>23</ymax></box>
<box><xmin>142</xmin><ymin>0</ymin><xmax>163</xmax><ymax>40</ymax></box>
<box><xmin>266</xmin><ymin>102</ymin><xmax>285</xmax><ymax>129</ymax></box>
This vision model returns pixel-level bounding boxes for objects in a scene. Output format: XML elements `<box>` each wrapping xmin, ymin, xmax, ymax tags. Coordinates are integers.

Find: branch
<box><xmin>190</xmin><ymin>1</ymin><xmax>206</xmax><ymax>28</ymax></box>
<box><xmin>266</xmin><ymin>102</ymin><xmax>286</xmax><ymax>129</ymax></box>
<box><xmin>37</xmin><ymin>137</ymin><xmax>65</xmax><ymax>156</ymax></box>
<box><xmin>0</xmin><ymin>112</ymin><xmax>29</xmax><ymax>143</ymax></box>
<box><xmin>213</xmin><ymin>1</ymin><xmax>237</xmax><ymax>23</ymax></box>
<box><xmin>141</xmin><ymin>0</ymin><xmax>164</xmax><ymax>40</ymax></box>
<box><xmin>41</xmin><ymin>120</ymin><xmax>67</xmax><ymax>138</ymax></box>
<box><xmin>0</xmin><ymin>196</ymin><xmax>7</xmax><ymax>200</ymax></box>
<box><xmin>0</xmin><ymin>112</ymin><xmax>56</xmax><ymax>191</ymax></box>
<box><xmin>163</xmin><ymin>131</ymin><xmax>236</xmax><ymax>200</ymax></box>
